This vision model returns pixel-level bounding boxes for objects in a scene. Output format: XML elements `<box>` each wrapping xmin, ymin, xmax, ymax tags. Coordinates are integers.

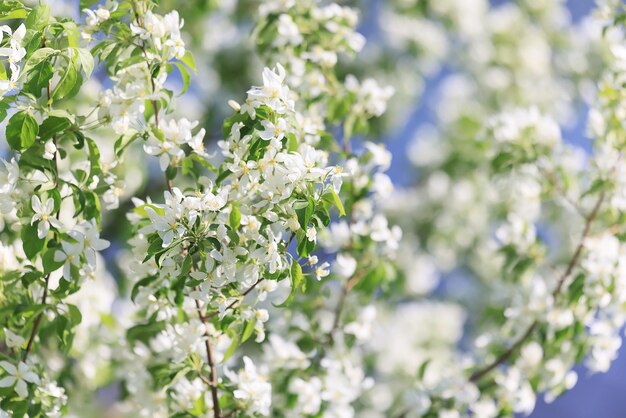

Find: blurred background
<box><xmin>12</xmin><ymin>0</ymin><xmax>623</xmax><ymax>416</ymax></box>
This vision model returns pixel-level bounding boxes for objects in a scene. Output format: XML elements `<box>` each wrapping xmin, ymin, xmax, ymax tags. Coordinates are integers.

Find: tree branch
<box><xmin>194</xmin><ymin>297</ymin><xmax>221</xmax><ymax>418</ymax></box>
<box><xmin>469</xmin><ymin>193</ymin><xmax>605</xmax><ymax>382</ymax></box>
<box><xmin>24</xmin><ymin>74</ymin><xmax>61</xmax><ymax>360</ymax></box>
<box><xmin>205</xmin><ymin>278</ymin><xmax>264</xmax><ymax>321</ymax></box>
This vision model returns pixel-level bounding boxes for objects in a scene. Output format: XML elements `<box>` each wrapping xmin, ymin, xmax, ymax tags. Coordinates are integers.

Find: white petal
<box><xmin>54</xmin><ymin>250</ymin><xmax>66</xmax><ymax>262</ymax></box>
<box><xmin>23</xmin><ymin>372</ymin><xmax>39</xmax><ymax>384</ymax></box>
<box><xmin>85</xmin><ymin>248</ymin><xmax>96</xmax><ymax>266</ymax></box>
<box><xmin>0</xmin><ymin>361</ymin><xmax>16</xmax><ymax>375</ymax></box>
<box><xmin>93</xmin><ymin>238</ymin><xmax>110</xmax><ymax>251</ymax></box>
<box><xmin>15</xmin><ymin>379</ymin><xmax>27</xmax><ymax>398</ymax></box>
<box><xmin>37</xmin><ymin>221</ymin><xmax>49</xmax><ymax>239</ymax></box>
<box><xmin>49</xmin><ymin>217</ymin><xmax>63</xmax><ymax>230</ymax></box>
<box><xmin>63</xmin><ymin>261</ymin><xmax>71</xmax><ymax>281</ymax></box>
<box><xmin>31</xmin><ymin>195</ymin><xmax>42</xmax><ymax>213</ymax></box>
<box><xmin>44</xmin><ymin>198</ymin><xmax>54</xmax><ymax>213</ymax></box>
<box><xmin>159</xmin><ymin>154</ymin><xmax>169</xmax><ymax>171</ymax></box>
<box><xmin>0</xmin><ymin>376</ymin><xmax>15</xmax><ymax>388</ymax></box>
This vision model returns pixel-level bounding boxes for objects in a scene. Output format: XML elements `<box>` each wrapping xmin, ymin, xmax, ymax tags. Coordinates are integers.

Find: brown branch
<box><xmin>205</xmin><ymin>278</ymin><xmax>264</xmax><ymax>321</ymax></box>
<box><xmin>552</xmin><ymin>193</ymin><xmax>605</xmax><ymax>297</ymax></box>
<box><xmin>469</xmin><ymin>193</ymin><xmax>605</xmax><ymax>382</ymax></box>
<box><xmin>24</xmin><ymin>73</ymin><xmax>60</xmax><ymax>360</ymax></box>
<box><xmin>539</xmin><ymin>166</ymin><xmax>586</xmax><ymax>218</ymax></box>
<box><xmin>327</xmin><ymin>280</ymin><xmax>350</xmax><ymax>346</ymax></box>
<box><xmin>194</xmin><ymin>297</ymin><xmax>221</xmax><ymax>418</ymax></box>
<box><xmin>326</xmin><ymin>271</ymin><xmax>363</xmax><ymax>346</ymax></box>
<box><xmin>23</xmin><ymin>274</ymin><xmax>49</xmax><ymax>359</ymax></box>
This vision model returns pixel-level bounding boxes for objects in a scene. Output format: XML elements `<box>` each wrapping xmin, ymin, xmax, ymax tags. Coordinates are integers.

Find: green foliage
<box><xmin>275</xmin><ymin>261</ymin><xmax>305</xmax><ymax>307</ymax></box>
<box><xmin>6</xmin><ymin>111</ymin><xmax>38</xmax><ymax>151</ymax></box>
<box><xmin>21</xmin><ymin>224</ymin><xmax>45</xmax><ymax>259</ymax></box>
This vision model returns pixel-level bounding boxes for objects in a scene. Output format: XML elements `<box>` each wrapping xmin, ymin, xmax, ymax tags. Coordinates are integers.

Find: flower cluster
<box><xmin>373</xmin><ymin>1</ymin><xmax>626</xmax><ymax>417</ymax></box>
<box><xmin>0</xmin><ymin>23</ymin><xmax>25</xmax><ymax>96</ymax></box>
<box><xmin>115</xmin><ymin>60</ymin><xmax>350</xmax><ymax>415</ymax></box>
<box><xmin>4</xmin><ymin>0</ymin><xmax>626</xmax><ymax>417</ymax></box>
<box><xmin>0</xmin><ymin>2</ymin><xmax>114</xmax><ymax>415</ymax></box>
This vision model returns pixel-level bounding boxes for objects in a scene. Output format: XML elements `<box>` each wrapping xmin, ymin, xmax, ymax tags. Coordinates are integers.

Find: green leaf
<box><xmin>67</xmin><ymin>182</ymin><xmax>86</xmax><ymax>217</ymax></box>
<box><xmin>296</xmin><ymin>229</ymin><xmax>313</xmax><ymax>258</ymax></box>
<box><xmin>80</xmin><ymin>0</ymin><xmax>100</xmax><ymax>8</ymax></box>
<box><xmin>0</xmin><ymin>1</ymin><xmax>27</xmax><ymax>20</ymax></box>
<box><xmin>221</xmin><ymin>111</ymin><xmax>248</xmax><ymax>139</ymax></box>
<box><xmin>39</xmin><ymin>115</ymin><xmax>71</xmax><ymax>141</ymax></box>
<box><xmin>222</xmin><ymin>333</ymin><xmax>240</xmax><ymax>362</ymax></box>
<box><xmin>241</xmin><ymin>319</ymin><xmax>255</xmax><ymax>343</ymax></box>
<box><xmin>22</xmin><ymin>47</ymin><xmax>56</xmax><ymax>76</ymax></box>
<box><xmin>6</xmin><ymin>111</ymin><xmax>38</xmax><ymax>151</ymax></box>
<box><xmin>75</xmin><ymin>48</ymin><xmax>94</xmax><ymax>79</ymax></box>
<box><xmin>23</xmin><ymin>60</ymin><xmax>53</xmax><ymax>96</ymax></box>
<box><xmin>329</xmin><ymin>189</ymin><xmax>346</xmax><ymax>216</ymax></box>
<box><xmin>180</xmin><ymin>51</ymin><xmax>196</xmax><ymax>72</ymax></box>
<box><xmin>114</xmin><ymin>132</ymin><xmax>140</xmax><ymax>158</ymax></box>
<box><xmin>52</xmin><ymin>60</ymin><xmax>81</xmax><ymax>101</ymax></box>
<box><xmin>144</xmin><ymin>235</ymin><xmax>165</xmax><ymax>261</ymax></box>
<box><xmin>42</xmin><ymin>247</ymin><xmax>64</xmax><ymax>274</ymax></box>
<box><xmin>0</xmin><ymin>8</ymin><xmax>27</xmax><ymax>19</ymax></box>
<box><xmin>131</xmin><ymin>275</ymin><xmax>158</xmax><ymax>302</ymax></box>
<box><xmin>21</xmin><ymin>270</ymin><xmax>43</xmax><ymax>287</ymax></box>
<box><xmin>229</xmin><ymin>205</ymin><xmax>241</xmax><ymax>230</ymax></box>
<box><xmin>21</xmin><ymin>224</ymin><xmax>45</xmax><ymax>259</ymax></box>
<box><xmin>275</xmin><ymin>261</ymin><xmax>304</xmax><ymax>307</ymax></box>
<box><xmin>0</xmin><ymin>101</ymin><xmax>9</xmax><ymax>123</ymax></box>
<box><xmin>83</xmin><ymin>191</ymin><xmax>101</xmax><ymax>227</ymax></box>
<box><xmin>1</xmin><ymin>270</ymin><xmax>22</xmax><ymax>284</ymax></box>
<box><xmin>25</xmin><ymin>30</ymin><xmax>43</xmax><ymax>56</ymax></box>
<box><xmin>49</xmin><ymin>188</ymin><xmax>62</xmax><ymax>213</ymax></box>
<box><xmin>583</xmin><ymin>178</ymin><xmax>611</xmax><ymax>197</ymax></box>
<box><xmin>62</xmin><ymin>22</ymin><xmax>80</xmax><ymax>48</ymax></box>
<box><xmin>85</xmin><ymin>137</ymin><xmax>102</xmax><ymax>179</ymax></box>
<box><xmin>354</xmin><ymin>263</ymin><xmax>388</xmax><ymax>293</ymax></box>
<box><xmin>134</xmin><ymin>204</ymin><xmax>164</xmax><ymax>218</ymax></box>
<box><xmin>67</xmin><ymin>304</ymin><xmax>82</xmax><ymax>326</ymax></box>
<box><xmin>127</xmin><ymin>321</ymin><xmax>165</xmax><ymax>344</ymax></box>
<box><xmin>287</xmin><ymin>132</ymin><xmax>298</xmax><ymax>152</ymax></box>
<box><xmin>173</xmin><ymin>62</ymin><xmax>190</xmax><ymax>95</ymax></box>
<box><xmin>296</xmin><ymin>198</ymin><xmax>314</xmax><ymax>230</ymax></box>
<box><xmin>25</xmin><ymin>4</ymin><xmax>50</xmax><ymax>30</ymax></box>
<box><xmin>19</xmin><ymin>141</ymin><xmax>54</xmax><ymax>173</ymax></box>
<box><xmin>418</xmin><ymin>360</ymin><xmax>431</xmax><ymax>380</ymax></box>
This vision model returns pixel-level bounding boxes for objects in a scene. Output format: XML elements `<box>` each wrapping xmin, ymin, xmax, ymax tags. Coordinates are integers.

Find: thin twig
<box><xmin>326</xmin><ymin>271</ymin><xmax>363</xmax><ymax>346</ymax></box>
<box><xmin>205</xmin><ymin>278</ymin><xmax>264</xmax><ymax>320</ymax></box>
<box><xmin>23</xmin><ymin>275</ymin><xmax>49</xmax><ymax>359</ymax></box>
<box><xmin>469</xmin><ymin>193</ymin><xmax>605</xmax><ymax>382</ymax></box>
<box><xmin>24</xmin><ymin>75</ymin><xmax>60</xmax><ymax>360</ymax></box>
<box><xmin>539</xmin><ymin>166</ymin><xmax>586</xmax><ymax>218</ymax></box>
<box><xmin>194</xmin><ymin>297</ymin><xmax>221</xmax><ymax>418</ymax></box>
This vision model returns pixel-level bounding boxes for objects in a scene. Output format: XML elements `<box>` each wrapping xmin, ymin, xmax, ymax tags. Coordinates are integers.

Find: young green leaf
<box><xmin>75</xmin><ymin>48</ymin><xmax>95</xmax><ymax>79</ymax></box>
<box><xmin>52</xmin><ymin>60</ymin><xmax>81</xmax><ymax>101</ymax></box>
<box><xmin>39</xmin><ymin>115</ymin><xmax>72</xmax><ymax>141</ymax></box>
<box><xmin>21</xmin><ymin>47</ymin><xmax>56</xmax><ymax>75</ymax></box>
<box><xmin>6</xmin><ymin>111</ymin><xmax>38</xmax><ymax>151</ymax></box>
<box><xmin>329</xmin><ymin>189</ymin><xmax>346</xmax><ymax>216</ymax></box>
<box><xmin>229</xmin><ymin>204</ymin><xmax>241</xmax><ymax>230</ymax></box>
<box><xmin>180</xmin><ymin>51</ymin><xmax>196</xmax><ymax>72</ymax></box>
<box><xmin>21</xmin><ymin>223</ymin><xmax>45</xmax><ymax>259</ymax></box>
<box><xmin>25</xmin><ymin>3</ymin><xmax>50</xmax><ymax>30</ymax></box>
